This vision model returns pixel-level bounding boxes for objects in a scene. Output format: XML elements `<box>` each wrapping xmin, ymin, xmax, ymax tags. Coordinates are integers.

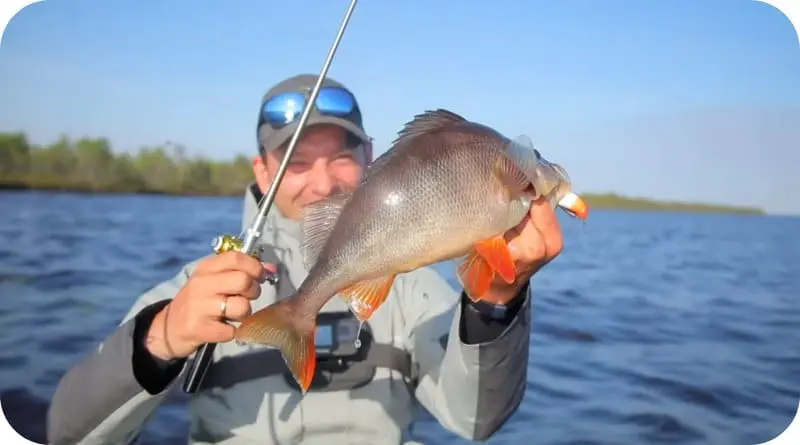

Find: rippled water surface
<box><xmin>0</xmin><ymin>191</ymin><xmax>798</xmax><ymax>445</ymax></box>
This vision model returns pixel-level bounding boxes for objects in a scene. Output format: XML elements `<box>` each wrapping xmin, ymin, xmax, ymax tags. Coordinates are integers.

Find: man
<box><xmin>47</xmin><ymin>74</ymin><xmax>566</xmax><ymax>445</ymax></box>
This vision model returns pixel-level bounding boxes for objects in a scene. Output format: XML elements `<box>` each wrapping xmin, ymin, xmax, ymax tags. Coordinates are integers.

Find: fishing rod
<box><xmin>182</xmin><ymin>0</ymin><xmax>360</xmax><ymax>394</ymax></box>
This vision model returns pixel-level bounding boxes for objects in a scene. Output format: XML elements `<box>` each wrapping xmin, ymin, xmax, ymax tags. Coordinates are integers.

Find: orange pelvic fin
<box><xmin>458</xmin><ymin>236</ymin><xmax>517</xmax><ymax>302</ymax></box>
<box><xmin>234</xmin><ymin>299</ymin><xmax>317</xmax><ymax>392</ymax></box>
<box><xmin>457</xmin><ymin>250</ymin><xmax>495</xmax><ymax>302</ymax></box>
<box><xmin>339</xmin><ymin>274</ymin><xmax>397</xmax><ymax>321</ymax></box>
<box><xmin>475</xmin><ymin>236</ymin><xmax>516</xmax><ymax>284</ymax></box>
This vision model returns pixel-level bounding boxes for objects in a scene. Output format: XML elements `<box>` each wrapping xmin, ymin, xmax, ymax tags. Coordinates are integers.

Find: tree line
<box><xmin>0</xmin><ymin>131</ymin><xmax>764</xmax><ymax>214</ymax></box>
<box><xmin>0</xmin><ymin>131</ymin><xmax>253</xmax><ymax>195</ymax></box>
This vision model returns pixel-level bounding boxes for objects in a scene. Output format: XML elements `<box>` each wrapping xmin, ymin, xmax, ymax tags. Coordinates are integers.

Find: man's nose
<box><xmin>308</xmin><ymin>161</ymin><xmax>335</xmax><ymax>196</ymax></box>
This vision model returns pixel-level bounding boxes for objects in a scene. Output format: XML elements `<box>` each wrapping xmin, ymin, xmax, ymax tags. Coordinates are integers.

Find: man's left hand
<box><xmin>481</xmin><ymin>197</ymin><xmax>565</xmax><ymax>305</ymax></box>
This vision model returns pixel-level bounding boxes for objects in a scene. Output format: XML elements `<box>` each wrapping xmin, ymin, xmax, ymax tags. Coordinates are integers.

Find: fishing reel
<box><xmin>211</xmin><ymin>234</ymin><xmax>249</xmax><ymax>255</ymax></box>
<box><xmin>211</xmin><ymin>234</ymin><xmax>278</xmax><ymax>285</ymax></box>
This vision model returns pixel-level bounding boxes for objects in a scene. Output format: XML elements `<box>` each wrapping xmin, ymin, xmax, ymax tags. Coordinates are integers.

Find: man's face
<box><xmin>252</xmin><ymin>124</ymin><xmax>365</xmax><ymax>220</ymax></box>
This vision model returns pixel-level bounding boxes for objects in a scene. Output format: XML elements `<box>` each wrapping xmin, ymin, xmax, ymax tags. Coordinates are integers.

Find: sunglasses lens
<box><xmin>316</xmin><ymin>88</ymin><xmax>356</xmax><ymax>116</ymax></box>
<box><xmin>261</xmin><ymin>87</ymin><xmax>357</xmax><ymax>127</ymax></box>
<box><xmin>262</xmin><ymin>91</ymin><xmax>307</xmax><ymax>125</ymax></box>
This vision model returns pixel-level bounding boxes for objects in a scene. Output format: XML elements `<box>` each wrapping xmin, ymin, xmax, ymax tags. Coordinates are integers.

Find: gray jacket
<box><xmin>47</xmin><ymin>185</ymin><xmax>532</xmax><ymax>445</ymax></box>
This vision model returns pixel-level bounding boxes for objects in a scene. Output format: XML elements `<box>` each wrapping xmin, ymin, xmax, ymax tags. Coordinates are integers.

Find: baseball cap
<box><xmin>256</xmin><ymin>74</ymin><xmax>370</xmax><ymax>154</ymax></box>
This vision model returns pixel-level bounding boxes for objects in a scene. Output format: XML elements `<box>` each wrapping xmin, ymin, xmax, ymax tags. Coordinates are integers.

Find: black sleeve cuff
<box><xmin>459</xmin><ymin>283</ymin><xmax>528</xmax><ymax>345</ymax></box>
<box><xmin>131</xmin><ymin>300</ymin><xmax>186</xmax><ymax>395</ymax></box>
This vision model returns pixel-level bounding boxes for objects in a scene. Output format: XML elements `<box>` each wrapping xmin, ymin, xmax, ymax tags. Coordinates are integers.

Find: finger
<box><xmin>262</xmin><ymin>262</ymin><xmax>278</xmax><ymax>276</ymax></box>
<box><xmin>508</xmin><ymin>212</ymin><xmax>531</xmax><ymax>236</ymax></box>
<box><xmin>196</xmin><ymin>270</ymin><xmax>262</xmax><ymax>298</ymax></box>
<box><xmin>218</xmin><ymin>296</ymin><xmax>252</xmax><ymax>321</ymax></box>
<box><xmin>503</xmin><ymin>222</ymin><xmax>527</xmax><ymax>262</ymax></box>
<box><xmin>529</xmin><ymin>198</ymin><xmax>563</xmax><ymax>258</ymax></box>
<box><xmin>199</xmin><ymin>294</ymin><xmax>251</xmax><ymax>322</ymax></box>
<box><xmin>507</xmin><ymin>223</ymin><xmax>546</xmax><ymax>263</ymax></box>
<box><xmin>194</xmin><ymin>251</ymin><xmax>269</xmax><ymax>280</ymax></box>
<box><xmin>201</xmin><ymin>321</ymin><xmax>236</xmax><ymax>344</ymax></box>
<box><xmin>529</xmin><ymin>198</ymin><xmax>559</xmax><ymax>232</ymax></box>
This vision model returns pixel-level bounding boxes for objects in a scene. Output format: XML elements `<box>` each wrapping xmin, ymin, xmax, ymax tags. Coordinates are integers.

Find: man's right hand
<box><xmin>145</xmin><ymin>251</ymin><xmax>277</xmax><ymax>361</ymax></box>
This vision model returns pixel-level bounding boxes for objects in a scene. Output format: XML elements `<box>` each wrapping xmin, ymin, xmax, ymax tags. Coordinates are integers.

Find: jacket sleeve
<box><xmin>401</xmin><ymin>268</ymin><xmax>531</xmax><ymax>441</ymax></box>
<box><xmin>46</xmin><ymin>259</ymin><xmax>203</xmax><ymax>445</ymax></box>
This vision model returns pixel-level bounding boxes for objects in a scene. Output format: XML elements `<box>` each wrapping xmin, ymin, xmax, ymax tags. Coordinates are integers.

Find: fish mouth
<box><xmin>557</xmin><ymin>192</ymin><xmax>589</xmax><ymax>220</ymax></box>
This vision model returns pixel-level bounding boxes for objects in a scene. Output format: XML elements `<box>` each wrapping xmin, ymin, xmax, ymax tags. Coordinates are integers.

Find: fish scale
<box><xmin>233</xmin><ymin>108</ymin><xmax>589</xmax><ymax>392</ymax></box>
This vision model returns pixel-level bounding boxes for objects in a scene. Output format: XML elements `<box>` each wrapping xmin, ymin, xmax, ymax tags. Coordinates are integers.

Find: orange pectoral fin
<box><xmin>457</xmin><ymin>250</ymin><xmax>495</xmax><ymax>302</ymax></box>
<box><xmin>474</xmin><ymin>236</ymin><xmax>516</xmax><ymax>284</ymax></box>
<box><xmin>339</xmin><ymin>274</ymin><xmax>397</xmax><ymax>321</ymax></box>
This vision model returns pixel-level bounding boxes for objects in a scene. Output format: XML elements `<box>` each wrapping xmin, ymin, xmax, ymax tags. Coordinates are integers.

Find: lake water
<box><xmin>0</xmin><ymin>191</ymin><xmax>798</xmax><ymax>445</ymax></box>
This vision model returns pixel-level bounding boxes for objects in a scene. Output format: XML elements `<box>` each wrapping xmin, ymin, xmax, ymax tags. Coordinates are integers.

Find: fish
<box><xmin>529</xmin><ymin>148</ymin><xmax>588</xmax><ymax>220</ymax></box>
<box><xmin>233</xmin><ymin>108</ymin><xmax>589</xmax><ymax>391</ymax></box>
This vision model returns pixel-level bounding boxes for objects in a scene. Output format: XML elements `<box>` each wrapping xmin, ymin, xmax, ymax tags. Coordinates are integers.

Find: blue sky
<box><xmin>1</xmin><ymin>0</ymin><xmax>798</xmax><ymax>215</ymax></box>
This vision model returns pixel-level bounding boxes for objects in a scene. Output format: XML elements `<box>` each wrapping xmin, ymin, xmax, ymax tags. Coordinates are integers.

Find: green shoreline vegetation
<box><xmin>0</xmin><ymin>132</ymin><xmax>765</xmax><ymax>215</ymax></box>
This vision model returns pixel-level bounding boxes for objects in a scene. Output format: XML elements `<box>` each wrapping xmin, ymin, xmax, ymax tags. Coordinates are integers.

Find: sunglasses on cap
<box><xmin>260</xmin><ymin>86</ymin><xmax>360</xmax><ymax>129</ymax></box>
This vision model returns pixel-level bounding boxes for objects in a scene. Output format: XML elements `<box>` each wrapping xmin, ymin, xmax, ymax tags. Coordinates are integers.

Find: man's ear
<box><xmin>252</xmin><ymin>154</ymin><xmax>272</xmax><ymax>193</ymax></box>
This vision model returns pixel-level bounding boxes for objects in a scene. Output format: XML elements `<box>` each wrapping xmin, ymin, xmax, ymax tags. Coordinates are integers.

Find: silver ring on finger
<box><xmin>220</xmin><ymin>296</ymin><xmax>228</xmax><ymax>319</ymax></box>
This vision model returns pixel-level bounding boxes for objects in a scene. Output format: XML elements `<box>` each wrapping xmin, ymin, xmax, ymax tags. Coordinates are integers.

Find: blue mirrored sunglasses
<box><xmin>260</xmin><ymin>86</ymin><xmax>358</xmax><ymax>128</ymax></box>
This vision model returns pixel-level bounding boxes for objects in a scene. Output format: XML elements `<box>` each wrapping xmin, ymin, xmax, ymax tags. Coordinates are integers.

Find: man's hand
<box><xmin>146</xmin><ymin>252</ymin><xmax>277</xmax><ymax>361</ymax></box>
<box><xmin>482</xmin><ymin>197</ymin><xmax>565</xmax><ymax>305</ymax></box>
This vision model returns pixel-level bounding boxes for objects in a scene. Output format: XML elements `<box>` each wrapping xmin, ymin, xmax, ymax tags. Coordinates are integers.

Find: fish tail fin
<box><xmin>234</xmin><ymin>298</ymin><xmax>317</xmax><ymax>392</ymax></box>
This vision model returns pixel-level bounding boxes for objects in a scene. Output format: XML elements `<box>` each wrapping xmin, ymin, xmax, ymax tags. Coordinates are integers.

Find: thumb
<box><xmin>261</xmin><ymin>262</ymin><xmax>278</xmax><ymax>274</ymax></box>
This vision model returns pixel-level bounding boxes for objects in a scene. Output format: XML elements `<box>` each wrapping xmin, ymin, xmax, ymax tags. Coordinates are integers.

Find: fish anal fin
<box><xmin>474</xmin><ymin>236</ymin><xmax>516</xmax><ymax>284</ymax></box>
<box><xmin>300</xmin><ymin>190</ymin><xmax>353</xmax><ymax>270</ymax></box>
<box><xmin>457</xmin><ymin>250</ymin><xmax>495</xmax><ymax>302</ymax></box>
<box><xmin>392</xmin><ymin>109</ymin><xmax>467</xmax><ymax>146</ymax></box>
<box><xmin>234</xmin><ymin>299</ymin><xmax>317</xmax><ymax>392</ymax></box>
<box><xmin>339</xmin><ymin>274</ymin><xmax>397</xmax><ymax>321</ymax></box>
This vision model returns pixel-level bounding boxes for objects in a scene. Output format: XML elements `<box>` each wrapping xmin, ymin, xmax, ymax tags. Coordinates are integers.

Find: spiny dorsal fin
<box><xmin>494</xmin><ymin>134</ymin><xmax>541</xmax><ymax>197</ymax></box>
<box><xmin>300</xmin><ymin>190</ymin><xmax>353</xmax><ymax>270</ymax></box>
<box><xmin>391</xmin><ymin>109</ymin><xmax>467</xmax><ymax>145</ymax></box>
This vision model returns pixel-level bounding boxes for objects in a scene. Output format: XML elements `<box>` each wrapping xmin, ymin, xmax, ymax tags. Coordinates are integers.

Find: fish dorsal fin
<box><xmin>300</xmin><ymin>190</ymin><xmax>353</xmax><ymax>270</ymax></box>
<box><xmin>494</xmin><ymin>134</ymin><xmax>541</xmax><ymax>197</ymax></box>
<box><xmin>391</xmin><ymin>109</ymin><xmax>467</xmax><ymax>145</ymax></box>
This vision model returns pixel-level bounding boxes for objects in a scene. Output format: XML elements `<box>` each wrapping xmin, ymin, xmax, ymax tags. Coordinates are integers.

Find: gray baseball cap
<box><xmin>256</xmin><ymin>74</ymin><xmax>370</xmax><ymax>154</ymax></box>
